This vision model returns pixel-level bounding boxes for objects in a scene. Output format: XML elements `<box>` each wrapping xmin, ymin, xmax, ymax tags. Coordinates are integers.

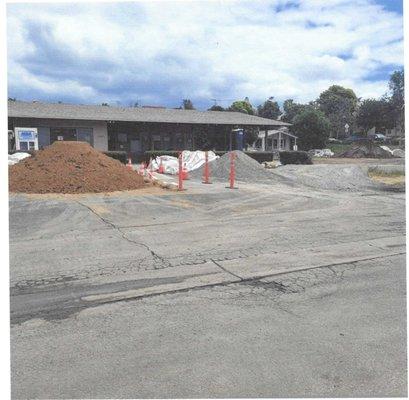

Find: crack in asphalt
<box><xmin>75</xmin><ymin>200</ymin><xmax>172</xmax><ymax>269</ymax></box>
<box><xmin>211</xmin><ymin>259</ymin><xmax>243</xmax><ymax>280</ymax></box>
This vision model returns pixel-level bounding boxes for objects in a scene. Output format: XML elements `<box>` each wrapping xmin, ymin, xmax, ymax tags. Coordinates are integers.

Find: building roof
<box><xmin>258</xmin><ymin>129</ymin><xmax>297</xmax><ymax>139</ymax></box>
<box><xmin>8</xmin><ymin>100</ymin><xmax>291</xmax><ymax>127</ymax></box>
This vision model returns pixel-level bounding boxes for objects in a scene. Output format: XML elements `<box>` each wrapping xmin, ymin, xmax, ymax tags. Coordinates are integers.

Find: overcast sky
<box><xmin>7</xmin><ymin>0</ymin><xmax>404</xmax><ymax>110</ymax></box>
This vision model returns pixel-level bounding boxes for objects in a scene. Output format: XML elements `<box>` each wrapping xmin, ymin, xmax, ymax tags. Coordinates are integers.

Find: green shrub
<box><xmin>102</xmin><ymin>151</ymin><xmax>127</xmax><ymax>164</ymax></box>
<box><xmin>279</xmin><ymin>151</ymin><xmax>312</xmax><ymax>165</ymax></box>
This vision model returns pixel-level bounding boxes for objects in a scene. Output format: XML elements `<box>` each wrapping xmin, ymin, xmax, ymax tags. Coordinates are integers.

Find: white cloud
<box><xmin>7</xmin><ymin>0</ymin><xmax>403</xmax><ymax>108</ymax></box>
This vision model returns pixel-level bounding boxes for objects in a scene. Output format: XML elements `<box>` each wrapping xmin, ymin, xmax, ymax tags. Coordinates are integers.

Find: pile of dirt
<box><xmin>9</xmin><ymin>142</ymin><xmax>145</xmax><ymax>194</ymax></box>
<box><xmin>190</xmin><ymin>151</ymin><xmax>274</xmax><ymax>183</ymax></box>
<box><xmin>339</xmin><ymin>143</ymin><xmax>393</xmax><ymax>158</ymax></box>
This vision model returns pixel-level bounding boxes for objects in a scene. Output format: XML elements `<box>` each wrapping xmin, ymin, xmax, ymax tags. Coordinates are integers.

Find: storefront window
<box><xmin>50</xmin><ymin>128</ymin><xmax>76</xmax><ymax>143</ymax></box>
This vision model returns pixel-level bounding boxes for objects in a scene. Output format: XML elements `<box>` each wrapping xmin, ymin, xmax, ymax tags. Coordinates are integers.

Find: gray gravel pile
<box><xmin>190</xmin><ymin>151</ymin><xmax>275</xmax><ymax>183</ymax></box>
<box><xmin>339</xmin><ymin>143</ymin><xmax>393</xmax><ymax>158</ymax></box>
<box><xmin>269</xmin><ymin>164</ymin><xmax>378</xmax><ymax>191</ymax></box>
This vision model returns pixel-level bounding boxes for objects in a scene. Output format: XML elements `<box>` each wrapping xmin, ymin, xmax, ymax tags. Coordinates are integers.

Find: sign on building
<box><xmin>15</xmin><ymin>127</ymin><xmax>39</xmax><ymax>151</ymax></box>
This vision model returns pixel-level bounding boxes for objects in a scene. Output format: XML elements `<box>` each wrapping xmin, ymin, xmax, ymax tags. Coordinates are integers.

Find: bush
<box><xmin>279</xmin><ymin>151</ymin><xmax>312</xmax><ymax>165</ymax></box>
<box><xmin>245</xmin><ymin>151</ymin><xmax>275</xmax><ymax>163</ymax></box>
<box><xmin>102</xmin><ymin>151</ymin><xmax>127</xmax><ymax>164</ymax></box>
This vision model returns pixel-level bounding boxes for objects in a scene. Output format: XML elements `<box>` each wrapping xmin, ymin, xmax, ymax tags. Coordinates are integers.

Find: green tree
<box><xmin>182</xmin><ymin>99</ymin><xmax>195</xmax><ymax>110</ymax></box>
<box><xmin>282</xmin><ymin>99</ymin><xmax>309</xmax><ymax>123</ymax></box>
<box><xmin>388</xmin><ymin>69</ymin><xmax>404</xmax><ymax>131</ymax></box>
<box><xmin>356</xmin><ymin>98</ymin><xmax>394</xmax><ymax>133</ymax></box>
<box><xmin>208</xmin><ymin>105</ymin><xmax>225</xmax><ymax>111</ymax></box>
<box><xmin>317</xmin><ymin>85</ymin><xmax>358</xmax><ymax>139</ymax></box>
<box><xmin>229</xmin><ymin>97</ymin><xmax>255</xmax><ymax>115</ymax></box>
<box><xmin>257</xmin><ymin>97</ymin><xmax>280</xmax><ymax>119</ymax></box>
<box><xmin>290</xmin><ymin>108</ymin><xmax>331</xmax><ymax>150</ymax></box>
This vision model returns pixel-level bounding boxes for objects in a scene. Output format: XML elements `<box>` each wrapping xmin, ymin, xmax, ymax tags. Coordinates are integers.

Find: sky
<box><xmin>7</xmin><ymin>0</ymin><xmax>404</xmax><ymax>110</ymax></box>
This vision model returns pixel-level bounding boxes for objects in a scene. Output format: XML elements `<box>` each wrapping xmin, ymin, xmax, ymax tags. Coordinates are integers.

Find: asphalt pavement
<box><xmin>9</xmin><ymin>174</ymin><xmax>407</xmax><ymax>398</ymax></box>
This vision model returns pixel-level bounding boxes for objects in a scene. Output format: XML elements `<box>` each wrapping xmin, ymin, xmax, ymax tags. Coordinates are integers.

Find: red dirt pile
<box><xmin>9</xmin><ymin>142</ymin><xmax>145</xmax><ymax>194</ymax></box>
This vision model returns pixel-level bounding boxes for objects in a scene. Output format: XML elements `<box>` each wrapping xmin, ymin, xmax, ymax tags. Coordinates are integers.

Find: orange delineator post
<box><xmin>178</xmin><ymin>152</ymin><xmax>184</xmax><ymax>191</ymax></box>
<box><xmin>202</xmin><ymin>151</ymin><xmax>211</xmax><ymax>184</ymax></box>
<box><xmin>126</xmin><ymin>156</ymin><xmax>133</xmax><ymax>171</ymax></box>
<box><xmin>227</xmin><ymin>151</ymin><xmax>237</xmax><ymax>189</ymax></box>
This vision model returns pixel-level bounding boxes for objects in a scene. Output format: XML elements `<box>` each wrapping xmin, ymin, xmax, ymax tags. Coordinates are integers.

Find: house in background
<box><xmin>252</xmin><ymin>127</ymin><xmax>297</xmax><ymax>151</ymax></box>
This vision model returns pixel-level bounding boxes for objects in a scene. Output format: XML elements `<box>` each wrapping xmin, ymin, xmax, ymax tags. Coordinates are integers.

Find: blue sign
<box><xmin>19</xmin><ymin>130</ymin><xmax>35</xmax><ymax>140</ymax></box>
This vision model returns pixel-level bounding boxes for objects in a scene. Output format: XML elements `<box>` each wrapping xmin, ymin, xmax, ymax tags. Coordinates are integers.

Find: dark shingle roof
<box><xmin>8</xmin><ymin>101</ymin><xmax>290</xmax><ymax>127</ymax></box>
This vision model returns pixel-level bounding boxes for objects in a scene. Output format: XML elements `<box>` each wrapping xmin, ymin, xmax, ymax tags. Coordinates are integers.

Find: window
<box><xmin>273</xmin><ymin>139</ymin><xmax>278</xmax><ymax>149</ymax></box>
<box><xmin>118</xmin><ymin>133</ymin><xmax>127</xmax><ymax>143</ymax></box>
<box><xmin>49</xmin><ymin>127</ymin><xmax>94</xmax><ymax>146</ymax></box>
<box><xmin>280</xmin><ymin>139</ymin><xmax>285</xmax><ymax>148</ymax></box>
<box><xmin>50</xmin><ymin>128</ymin><xmax>76</xmax><ymax>143</ymax></box>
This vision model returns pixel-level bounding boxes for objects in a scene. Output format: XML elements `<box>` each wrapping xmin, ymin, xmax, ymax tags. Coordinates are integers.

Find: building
<box><xmin>253</xmin><ymin>128</ymin><xmax>297</xmax><ymax>151</ymax></box>
<box><xmin>8</xmin><ymin>100</ymin><xmax>290</xmax><ymax>157</ymax></box>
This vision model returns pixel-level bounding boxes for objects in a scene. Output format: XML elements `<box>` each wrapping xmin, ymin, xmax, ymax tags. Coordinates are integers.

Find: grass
<box><xmin>368</xmin><ymin>167</ymin><xmax>405</xmax><ymax>186</ymax></box>
<box><xmin>326</xmin><ymin>143</ymin><xmax>353</xmax><ymax>155</ymax></box>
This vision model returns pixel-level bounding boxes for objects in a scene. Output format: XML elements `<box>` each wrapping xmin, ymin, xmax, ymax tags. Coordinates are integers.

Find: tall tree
<box><xmin>290</xmin><ymin>108</ymin><xmax>331</xmax><ymax>150</ymax></box>
<box><xmin>388</xmin><ymin>69</ymin><xmax>404</xmax><ymax>131</ymax></box>
<box><xmin>282</xmin><ymin>99</ymin><xmax>309</xmax><ymax>123</ymax></box>
<box><xmin>257</xmin><ymin>97</ymin><xmax>281</xmax><ymax>119</ymax></box>
<box><xmin>182</xmin><ymin>99</ymin><xmax>195</xmax><ymax>110</ymax></box>
<box><xmin>317</xmin><ymin>85</ymin><xmax>358</xmax><ymax>139</ymax></box>
<box><xmin>356</xmin><ymin>98</ymin><xmax>394</xmax><ymax>133</ymax></box>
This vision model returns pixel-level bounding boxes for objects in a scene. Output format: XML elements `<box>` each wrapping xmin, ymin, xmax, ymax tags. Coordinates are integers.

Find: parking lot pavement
<box><xmin>9</xmin><ymin>178</ymin><xmax>406</xmax><ymax>397</ymax></box>
<box><xmin>10</xmin><ymin>180</ymin><xmax>405</xmax><ymax>323</ymax></box>
<box><xmin>11</xmin><ymin>254</ymin><xmax>407</xmax><ymax>398</ymax></box>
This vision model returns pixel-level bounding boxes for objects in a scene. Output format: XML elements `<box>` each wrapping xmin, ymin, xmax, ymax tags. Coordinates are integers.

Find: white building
<box><xmin>253</xmin><ymin>128</ymin><xmax>298</xmax><ymax>151</ymax></box>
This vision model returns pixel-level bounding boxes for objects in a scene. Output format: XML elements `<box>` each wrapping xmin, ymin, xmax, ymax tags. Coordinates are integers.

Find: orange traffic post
<box><xmin>126</xmin><ymin>156</ymin><xmax>133</xmax><ymax>171</ymax></box>
<box><xmin>178</xmin><ymin>152</ymin><xmax>184</xmax><ymax>191</ymax></box>
<box><xmin>226</xmin><ymin>151</ymin><xmax>238</xmax><ymax>189</ymax></box>
<box><xmin>158</xmin><ymin>158</ymin><xmax>164</xmax><ymax>174</ymax></box>
<box><xmin>202</xmin><ymin>151</ymin><xmax>212</xmax><ymax>184</ymax></box>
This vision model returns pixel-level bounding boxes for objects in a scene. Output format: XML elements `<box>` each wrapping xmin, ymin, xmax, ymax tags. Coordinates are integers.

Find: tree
<box><xmin>101</xmin><ymin>103</ymin><xmax>109</xmax><ymax>106</ymax></box>
<box><xmin>208</xmin><ymin>105</ymin><xmax>225</xmax><ymax>111</ymax></box>
<box><xmin>257</xmin><ymin>97</ymin><xmax>281</xmax><ymax>119</ymax></box>
<box><xmin>182</xmin><ymin>99</ymin><xmax>195</xmax><ymax>110</ymax></box>
<box><xmin>228</xmin><ymin>98</ymin><xmax>255</xmax><ymax>115</ymax></box>
<box><xmin>388</xmin><ymin>69</ymin><xmax>404</xmax><ymax>131</ymax></box>
<box><xmin>317</xmin><ymin>85</ymin><xmax>358</xmax><ymax>139</ymax></box>
<box><xmin>356</xmin><ymin>98</ymin><xmax>394</xmax><ymax>133</ymax></box>
<box><xmin>282</xmin><ymin>99</ymin><xmax>309</xmax><ymax>123</ymax></box>
<box><xmin>290</xmin><ymin>108</ymin><xmax>331</xmax><ymax>150</ymax></box>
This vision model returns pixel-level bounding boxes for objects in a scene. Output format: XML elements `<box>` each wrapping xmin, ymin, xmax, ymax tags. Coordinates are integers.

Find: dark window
<box><xmin>50</xmin><ymin>128</ymin><xmax>76</xmax><ymax>143</ymax></box>
<box><xmin>77</xmin><ymin>128</ymin><xmax>93</xmax><ymax>145</ymax></box>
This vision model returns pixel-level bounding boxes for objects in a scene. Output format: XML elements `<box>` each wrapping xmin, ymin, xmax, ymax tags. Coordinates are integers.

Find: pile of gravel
<box><xmin>270</xmin><ymin>164</ymin><xmax>378</xmax><ymax>191</ymax></box>
<box><xmin>339</xmin><ymin>143</ymin><xmax>393</xmax><ymax>158</ymax></box>
<box><xmin>190</xmin><ymin>151</ymin><xmax>274</xmax><ymax>183</ymax></box>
